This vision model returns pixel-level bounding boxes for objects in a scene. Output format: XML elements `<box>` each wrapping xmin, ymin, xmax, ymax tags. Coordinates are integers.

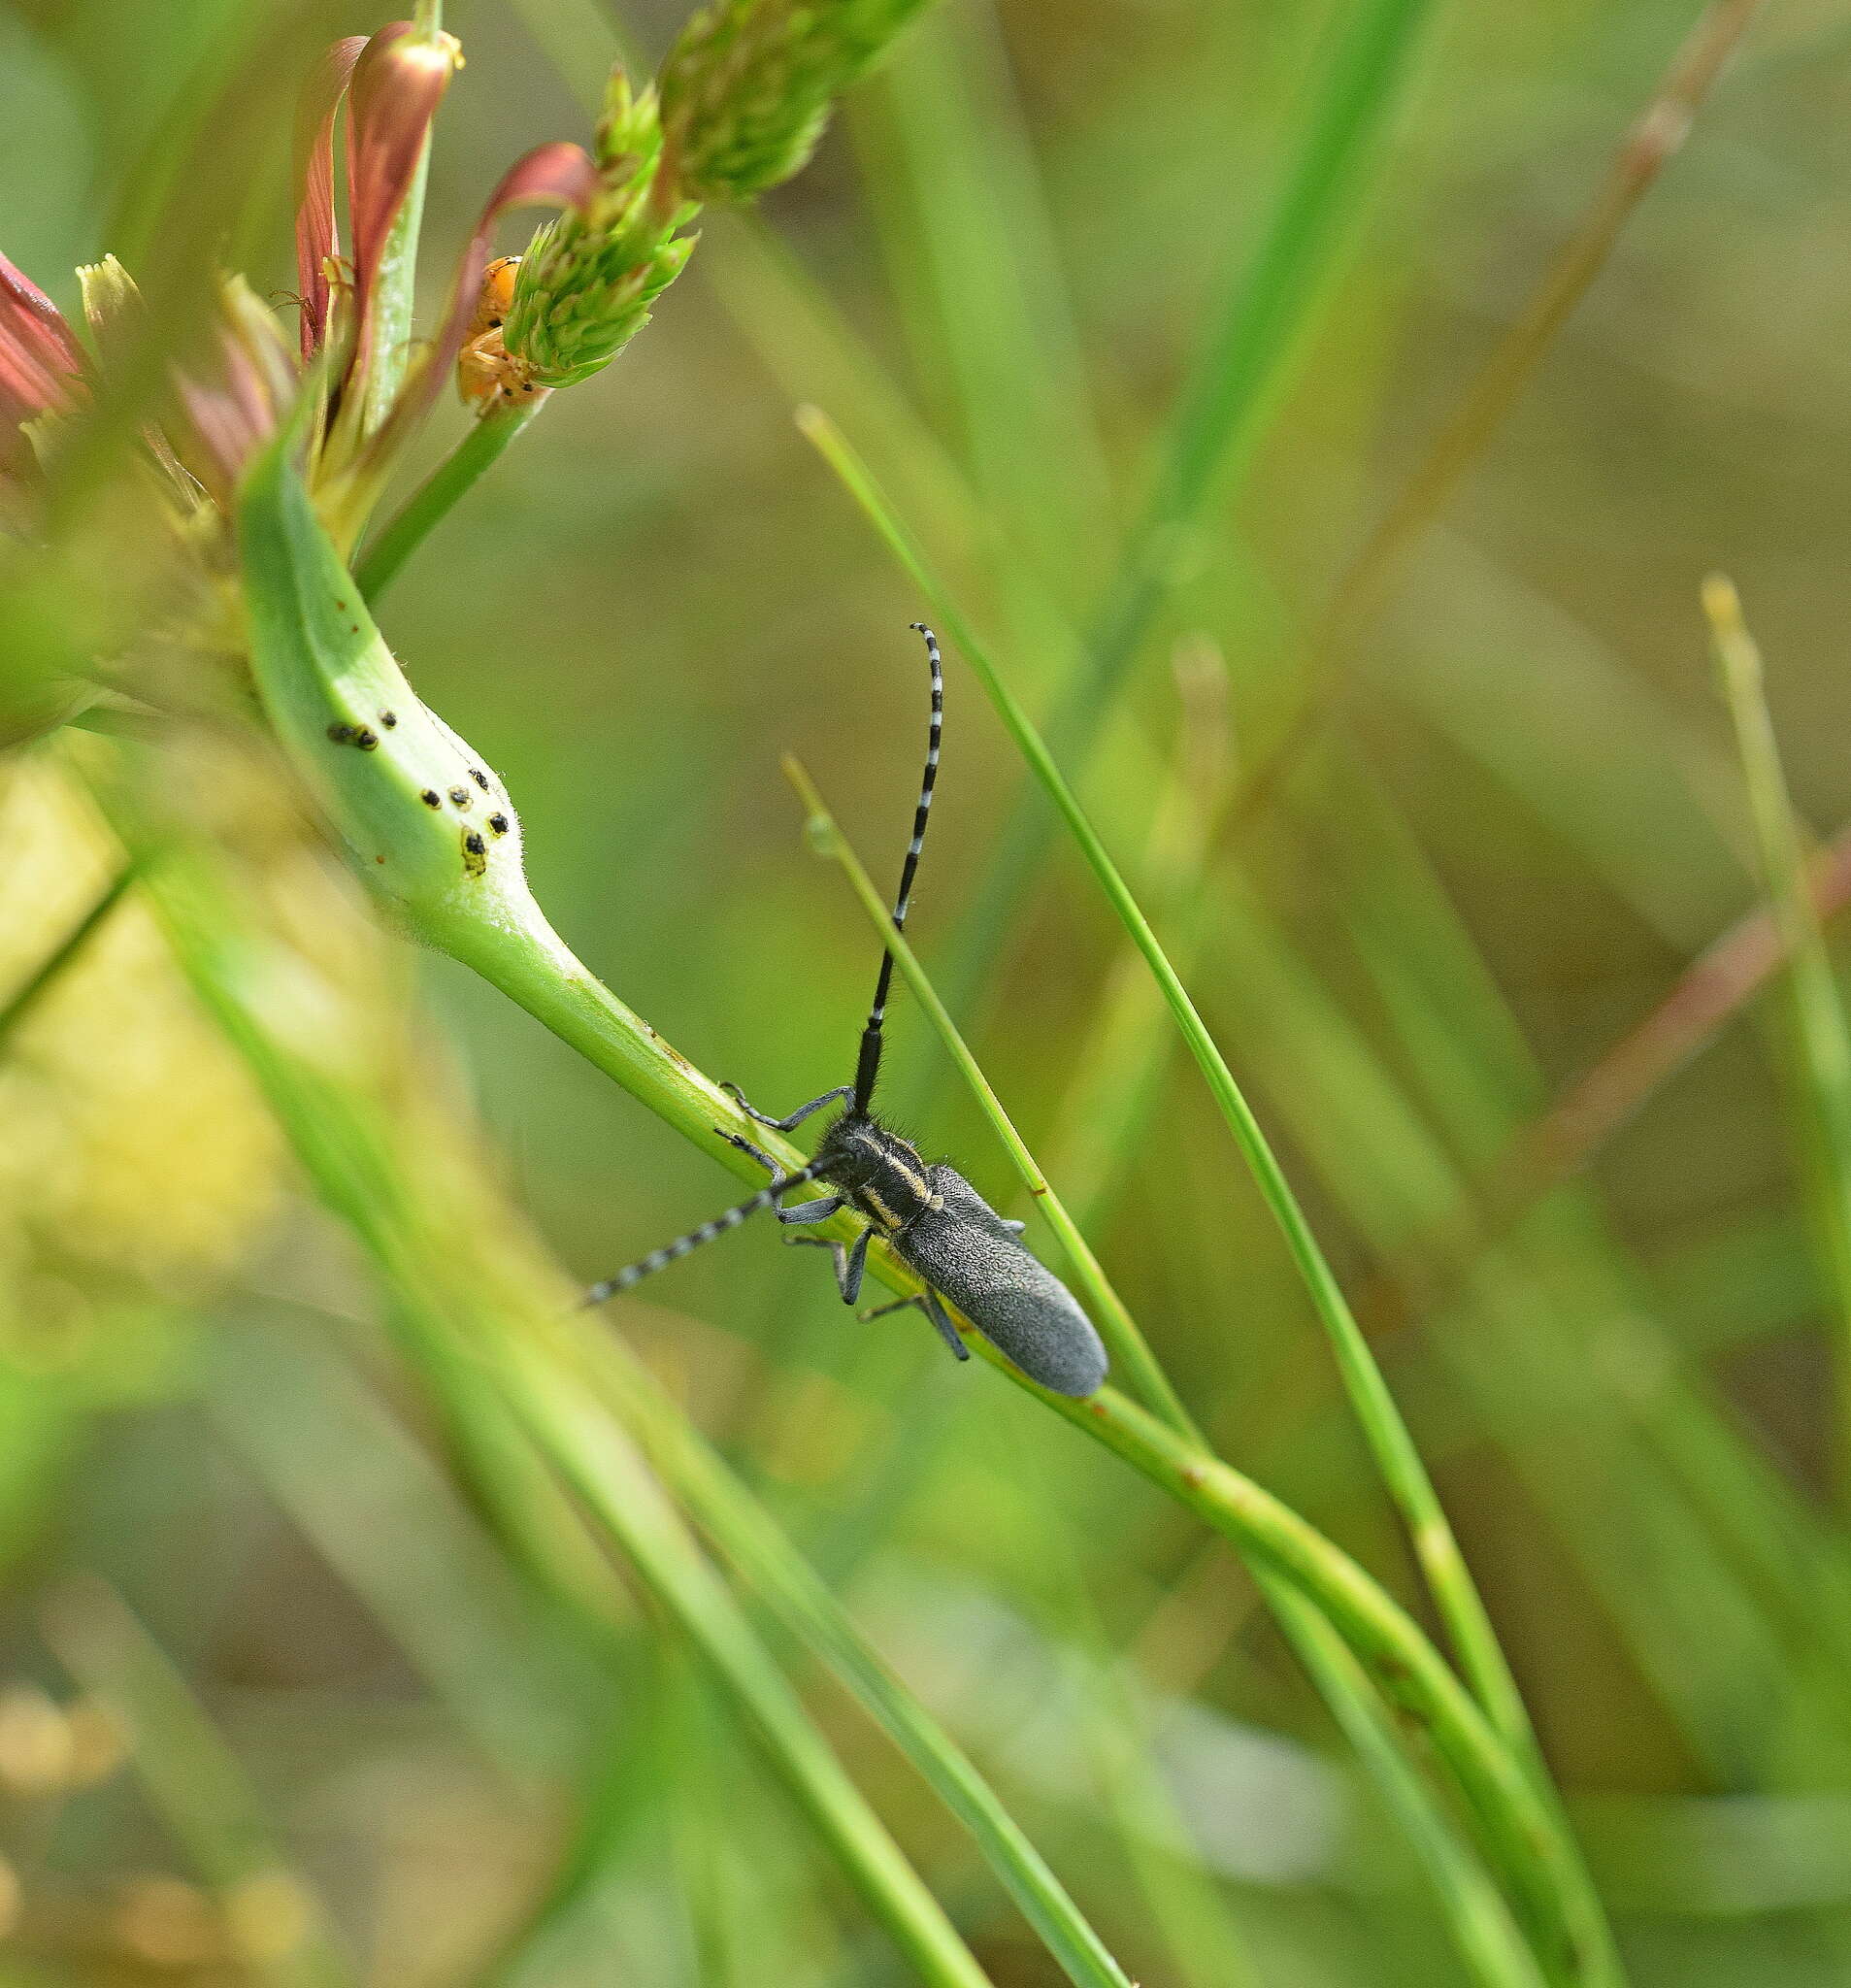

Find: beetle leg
<box><xmin>717</xmin><ymin>1129</ymin><xmax>844</xmax><ymax>1230</ymax></box>
<box><xmin>787</xmin><ymin>1225</ymin><xmax>872</xmax><ymax>1305</ymax></box>
<box><xmin>860</xmin><ymin>1288</ymin><xmax>970</xmax><ymax>1362</ymax></box>
<box><xmin>716</xmin><ymin>1129</ymin><xmax>782</xmax><ymax>1176</ymax></box>
<box><xmin>775</xmin><ymin>1194</ymin><xmax>845</xmax><ymax>1226</ymax></box>
<box><xmin>720</xmin><ymin>1081</ymin><xmax>852</xmax><ymax>1133</ymax></box>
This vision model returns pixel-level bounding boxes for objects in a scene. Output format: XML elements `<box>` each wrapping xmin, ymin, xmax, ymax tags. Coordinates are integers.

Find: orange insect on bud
<box><xmin>456</xmin><ymin>255</ymin><xmax>543</xmax><ymax>411</ymax></box>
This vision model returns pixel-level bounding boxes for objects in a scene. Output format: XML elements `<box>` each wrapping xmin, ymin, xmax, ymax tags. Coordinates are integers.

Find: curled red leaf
<box><xmin>346</xmin><ymin>22</ymin><xmax>460</xmax><ymax>351</ymax></box>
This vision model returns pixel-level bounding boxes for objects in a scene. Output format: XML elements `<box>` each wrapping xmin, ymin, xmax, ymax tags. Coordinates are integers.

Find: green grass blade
<box><xmin>1204</xmin><ymin>849</ymin><xmax>1851</xmax><ymax>1775</ymax></box>
<box><xmin>1707</xmin><ymin>574</ymin><xmax>1851</xmax><ymax>1503</ymax></box>
<box><xmin>852</xmin><ymin>3</ymin><xmax>1116</xmax><ymax>600</ymax></box>
<box><xmin>778</xmin><ymin>754</ymin><xmax>1567</xmax><ymax>1988</ymax></box>
<box><xmin>0</xmin><ymin>858</ymin><xmax>135</xmax><ymax>1050</ymax></box>
<box><xmin>1280</xmin><ymin>1590</ymin><xmax>1551</xmax><ymax>1988</ymax></box>
<box><xmin>782</xmin><ymin>752</ymin><xmax>1191</xmax><ymax>1437</ymax></box>
<box><xmin>796</xmin><ymin>408</ymin><xmax>1624</xmax><ymax>1984</ymax></box>
<box><xmin>45</xmin><ymin>1579</ymin><xmax>353</xmax><ymax>1988</ymax></box>
<box><xmin>579</xmin><ymin>1332</ymin><xmax>1139</xmax><ymax>1988</ymax></box>
<box><xmin>101</xmin><ymin>761</ymin><xmax>1599</xmax><ymax>1980</ymax></box>
<box><xmin>800</xmin><ymin>410</ymin><xmax>1530</xmax><ymax>1726</ymax></box>
<box><xmin>1041</xmin><ymin>644</ymin><xmax>1232</xmax><ymax>1233</ymax></box>
<box><xmin>927</xmin><ymin>0</ymin><xmax>1434</xmax><ymax>1015</ymax></box>
<box><xmin>89</xmin><ymin>824</ymin><xmax>996</xmax><ymax>1988</ymax></box>
<box><xmin>1115</xmin><ymin>0</ymin><xmax>1431</xmax><ymax>586</ymax></box>
<box><xmin>491</xmin><ymin>1346</ymin><xmax>1002</xmax><ymax>1988</ymax></box>
<box><xmin>205</xmin><ymin>1320</ymin><xmax>612</xmax><ymax>1783</ymax></box>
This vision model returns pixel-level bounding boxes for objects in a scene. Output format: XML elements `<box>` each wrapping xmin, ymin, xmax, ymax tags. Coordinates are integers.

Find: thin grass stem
<box><xmin>780</xmin><ymin>754</ymin><xmax>1565</xmax><ymax>1988</ymax></box>
<box><xmin>114</xmin><ymin>778</ymin><xmax>1604</xmax><ymax>1981</ymax></box>
<box><xmin>781</xmin><ymin>752</ymin><xmax>1194</xmax><ymax>1439</ymax></box>
<box><xmin>924</xmin><ymin>0</ymin><xmax>1435</xmax><ymax>1018</ymax></box>
<box><xmin>1706</xmin><ymin>573</ymin><xmax>1851</xmax><ymax>1503</ymax></box>
<box><xmin>44</xmin><ymin>1579</ymin><xmax>352</xmax><ymax>1988</ymax></box>
<box><xmin>1231</xmin><ymin>0</ymin><xmax>1767</xmax><ymax>834</ymax></box>
<box><xmin>796</xmin><ymin>408</ymin><xmax>1626</xmax><ymax>1987</ymax></box>
<box><xmin>578</xmin><ymin>1332</ymin><xmax>1138</xmax><ymax>1988</ymax></box>
<box><xmin>0</xmin><ymin>859</ymin><xmax>136</xmax><ymax>1049</ymax></box>
<box><xmin>799</xmin><ymin>410</ymin><xmax>1513</xmax><ymax>1710</ymax></box>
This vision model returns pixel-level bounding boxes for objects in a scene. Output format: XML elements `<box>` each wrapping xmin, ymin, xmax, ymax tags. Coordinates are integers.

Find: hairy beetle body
<box><xmin>807</xmin><ymin>1110</ymin><xmax>1107</xmax><ymax>1397</ymax></box>
<box><xmin>892</xmin><ymin>1166</ymin><xmax>1107</xmax><ymax>1396</ymax></box>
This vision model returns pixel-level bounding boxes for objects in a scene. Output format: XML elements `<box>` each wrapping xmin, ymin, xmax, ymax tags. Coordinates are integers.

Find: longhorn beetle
<box><xmin>583</xmin><ymin>624</ymin><xmax>1109</xmax><ymax>1398</ymax></box>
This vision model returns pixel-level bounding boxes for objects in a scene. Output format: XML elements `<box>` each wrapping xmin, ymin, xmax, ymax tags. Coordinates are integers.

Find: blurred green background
<box><xmin>6</xmin><ymin>0</ymin><xmax>1851</xmax><ymax>1981</ymax></box>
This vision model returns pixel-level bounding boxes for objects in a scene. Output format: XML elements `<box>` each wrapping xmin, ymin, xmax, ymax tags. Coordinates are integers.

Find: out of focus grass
<box><xmin>7</xmin><ymin>0</ymin><xmax>1851</xmax><ymax>1983</ymax></box>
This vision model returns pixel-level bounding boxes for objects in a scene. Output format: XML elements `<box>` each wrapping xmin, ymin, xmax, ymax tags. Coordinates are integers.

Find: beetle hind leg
<box><xmin>860</xmin><ymin>1288</ymin><xmax>969</xmax><ymax>1362</ymax></box>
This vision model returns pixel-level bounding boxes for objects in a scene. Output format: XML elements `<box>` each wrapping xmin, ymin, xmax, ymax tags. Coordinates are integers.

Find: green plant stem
<box><xmin>113</xmin><ymin>769</ymin><xmax>1602</xmax><ymax>1981</ymax></box>
<box><xmin>799</xmin><ymin>409</ymin><xmax>1516</xmax><ymax>1708</ymax></box>
<box><xmin>797</xmin><ymin>408</ymin><xmax>1625</xmax><ymax>1988</ymax></box>
<box><xmin>1231</xmin><ymin>0</ymin><xmax>1767</xmax><ymax>833</ymax></box>
<box><xmin>782</xmin><ymin>758</ymin><xmax>1556</xmax><ymax>1988</ymax></box>
<box><xmin>581</xmin><ymin>1332</ymin><xmax>1137</xmax><ymax>1988</ymax></box>
<box><xmin>497</xmin><ymin>1348</ymin><xmax>997</xmax><ymax>1988</ymax></box>
<box><xmin>926</xmin><ymin>0</ymin><xmax>1433</xmax><ymax>1021</ymax></box>
<box><xmin>356</xmin><ymin>400</ymin><xmax>544</xmax><ymax>603</ymax></box>
<box><xmin>1040</xmin><ymin>1384</ymin><xmax>1602</xmax><ymax>1987</ymax></box>
<box><xmin>110</xmin><ymin>827</ymin><xmax>994</xmax><ymax>1988</ymax></box>
<box><xmin>1277</xmin><ymin>1588</ymin><xmax>1552</xmax><ymax>1988</ymax></box>
<box><xmin>0</xmin><ymin>859</ymin><xmax>136</xmax><ymax>1049</ymax></box>
<box><xmin>1706</xmin><ymin>574</ymin><xmax>1851</xmax><ymax>1503</ymax></box>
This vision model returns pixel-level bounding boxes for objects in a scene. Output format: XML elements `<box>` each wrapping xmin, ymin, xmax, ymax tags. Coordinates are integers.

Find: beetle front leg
<box><xmin>719</xmin><ymin>1081</ymin><xmax>852</xmax><ymax>1133</ymax></box>
<box><xmin>717</xmin><ymin>1128</ymin><xmax>845</xmax><ymax>1228</ymax></box>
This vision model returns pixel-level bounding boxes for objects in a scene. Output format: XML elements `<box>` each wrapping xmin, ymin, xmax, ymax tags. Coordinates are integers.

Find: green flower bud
<box><xmin>503</xmin><ymin>70</ymin><xmax>698</xmax><ymax>391</ymax></box>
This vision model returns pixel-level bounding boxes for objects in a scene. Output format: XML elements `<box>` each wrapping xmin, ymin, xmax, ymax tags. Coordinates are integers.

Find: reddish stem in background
<box><xmin>1231</xmin><ymin>0</ymin><xmax>1768</xmax><ymax>835</ymax></box>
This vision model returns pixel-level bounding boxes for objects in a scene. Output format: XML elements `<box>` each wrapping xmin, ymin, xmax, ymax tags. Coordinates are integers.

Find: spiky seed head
<box><xmin>500</xmin><ymin>70</ymin><xmax>697</xmax><ymax>392</ymax></box>
<box><xmin>659</xmin><ymin>0</ymin><xmax>932</xmax><ymax>205</ymax></box>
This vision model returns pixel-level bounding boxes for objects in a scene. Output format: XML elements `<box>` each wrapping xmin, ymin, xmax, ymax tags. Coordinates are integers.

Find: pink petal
<box><xmin>293</xmin><ymin>35</ymin><xmax>368</xmax><ymax>360</ymax></box>
<box><xmin>172</xmin><ymin>281</ymin><xmax>302</xmax><ymax>505</ymax></box>
<box><xmin>0</xmin><ymin>250</ymin><xmax>87</xmax><ymax>465</ymax></box>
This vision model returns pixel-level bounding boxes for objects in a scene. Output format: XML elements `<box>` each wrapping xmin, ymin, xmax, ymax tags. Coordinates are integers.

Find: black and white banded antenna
<box><xmin>580</xmin><ymin>1153</ymin><xmax>829</xmax><ymax>1307</ymax></box>
<box><xmin>582</xmin><ymin>623</ymin><xmax>944</xmax><ymax>1303</ymax></box>
<box><xmin>852</xmin><ymin>621</ymin><xmax>942</xmax><ymax>1114</ymax></box>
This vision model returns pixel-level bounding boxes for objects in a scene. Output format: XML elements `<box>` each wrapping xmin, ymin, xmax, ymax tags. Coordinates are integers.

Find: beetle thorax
<box><xmin>813</xmin><ymin>1112</ymin><xmax>941</xmax><ymax>1234</ymax></box>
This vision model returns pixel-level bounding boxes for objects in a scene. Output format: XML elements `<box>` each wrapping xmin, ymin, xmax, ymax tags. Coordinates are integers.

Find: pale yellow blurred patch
<box><xmin>223</xmin><ymin>1867</ymin><xmax>315</xmax><ymax>1965</ymax></box>
<box><xmin>113</xmin><ymin>1873</ymin><xmax>222</xmax><ymax>1968</ymax></box>
<box><xmin>0</xmin><ymin>1682</ymin><xmax>74</xmax><ymax>1797</ymax></box>
<box><xmin>0</xmin><ymin>753</ymin><xmax>282</xmax><ymax>1347</ymax></box>
<box><xmin>0</xmin><ymin>1683</ymin><xmax>128</xmax><ymax>1798</ymax></box>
